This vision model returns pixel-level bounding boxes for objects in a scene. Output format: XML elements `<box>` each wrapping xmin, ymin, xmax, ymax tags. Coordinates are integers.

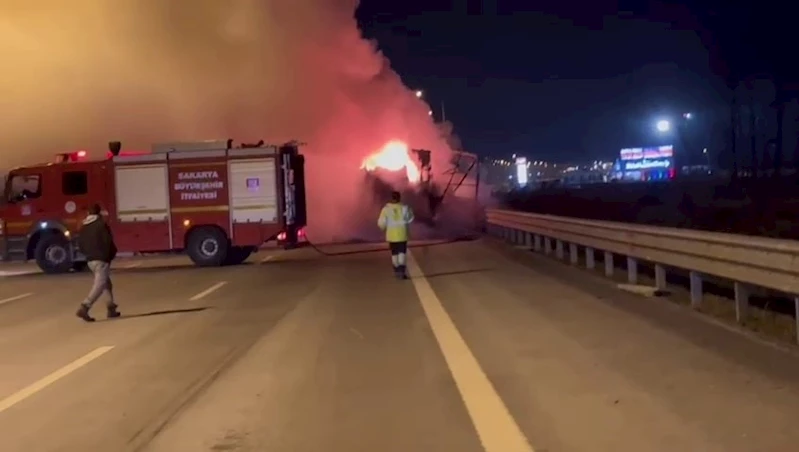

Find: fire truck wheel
<box><xmin>224</xmin><ymin>246</ymin><xmax>254</xmax><ymax>266</ymax></box>
<box><xmin>34</xmin><ymin>234</ymin><xmax>73</xmax><ymax>274</ymax></box>
<box><xmin>187</xmin><ymin>227</ymin><xmax>229</xmax><ymax>267</ymax></box>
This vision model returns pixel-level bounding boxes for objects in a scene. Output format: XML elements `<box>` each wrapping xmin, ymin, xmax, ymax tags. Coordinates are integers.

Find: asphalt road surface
<box><xmin>1</xmin><ymin>239</ymin><xmax>799</xmax><ymax>452</ymax></box>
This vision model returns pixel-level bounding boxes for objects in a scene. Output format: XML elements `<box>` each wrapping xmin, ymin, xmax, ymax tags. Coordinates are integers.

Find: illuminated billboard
<box><xmin>617</xmin><ymin>145</ymin><xmax>675</xmax><ymax>180</ymax></box>
<box><xmin>620</xmin><ymin>145</ymin><xmax>673</xmax><ymax>161</ymax></box>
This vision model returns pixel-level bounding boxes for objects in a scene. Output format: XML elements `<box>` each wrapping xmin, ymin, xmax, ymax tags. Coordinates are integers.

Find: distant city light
<box><xmin>515</xmin><ymin>157</ymin><xmax>528</xmax><ymax>185</ymax></box>
<box><xmin>415</xmin><ymin>90</ymin><xmax>423</xmax><ymax>98</ymax></box>
<box><xmin>683</xmin><ymin>112</ymin><xmax>692</xmax><ymax>119</ymax></box>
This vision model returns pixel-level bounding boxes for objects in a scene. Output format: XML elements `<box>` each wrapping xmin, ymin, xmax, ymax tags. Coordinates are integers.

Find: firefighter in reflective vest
<box><xmin>378</xmin><ymin>191</ymin><xmax>415</xmax><ymax>279</ymax></box>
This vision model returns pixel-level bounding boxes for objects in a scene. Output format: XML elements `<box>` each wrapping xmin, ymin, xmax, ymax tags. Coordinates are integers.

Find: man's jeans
<box><xmin>82</xmin><ymin>261</ymin><xmax>116</xmax><ymax>308</ymax></box>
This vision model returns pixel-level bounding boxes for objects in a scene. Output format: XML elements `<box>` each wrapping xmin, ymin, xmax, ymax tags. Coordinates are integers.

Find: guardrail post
<box><xmin>689</xmin><ymin>272</ymin><xmax>703</xmax><ymax>309</ymax></box>
<box><xmin>654</xmin><ymin>264</ymin><xmax>667</xmax><ymax>291</ymax></box>
<box><xmin>544</xmin><ymin>238</ymin><xmax>552</xmax><ymax>255</ymax></box>
<box><xmin>794</xmin><ymin>297</ymin><xmax>799</xmax><ymax>344</ymax></box>
<box><xmin>586</xmin><ymin>248</ymin><xmax>595</xmax><ymax>269</ymax></box>
<box><xmin>556</xmin><ymin>241</ymin><xmax>564</xmax><ymax>260</ymax></box>
<box><xmin>604</xmin><ymin>251</ymin><xmax>613</xmax><ymax>277</ymax></box>
<box><xmin>627</xmin><ymin>257</ymin><xmax>638</xmax><ymax>284</ymax></box>
<box><xmin>534</xmin><ymin>235</ymin><xmax>542</xmax><ymax>252</ymax></box>
<box><xmin>734</xmin><ymin>282</ymin><xmax>749</xmax><ymax>324</ymax></box>
<box><xmin>569</xmin><ymin>243</ymin><xmax>578</xmax><ymax>265</ymax></box>
<box><xmin>524</xmin><ymin>232</ymin><xmax>533</xmax><ymax>248</ymax></box>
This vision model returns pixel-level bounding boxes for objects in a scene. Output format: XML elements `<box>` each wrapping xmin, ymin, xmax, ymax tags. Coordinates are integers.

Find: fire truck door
<box><xmin>58</xmin><ymin>163</ymin><xmax>107</xmax><ymax>222</ymax></box>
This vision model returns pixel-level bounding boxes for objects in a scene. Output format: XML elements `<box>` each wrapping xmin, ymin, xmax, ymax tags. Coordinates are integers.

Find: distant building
<box><xmin>560</xmin><ymin>161</ymin><xmax>614</xmax><ymax>186</ymax></box>
<box><xmin>481</xmin><ymin>157</ymin><xmax>514</xmax><ymax>188</ymax></box>
<box><xmin>483</xmin><ymin>155</ymin><xmax>617</xmax><ymax>189</ymax></box>
<box><xmin>527</xmin><ymin>160</ymin><xmax>566</xmax><ymax>181</ymax></box>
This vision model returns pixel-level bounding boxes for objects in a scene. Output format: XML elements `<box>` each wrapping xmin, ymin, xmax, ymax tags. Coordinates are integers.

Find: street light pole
<box><xmin>416</xmin><ymin>88</ymin><xmax>449</xmax><ymax>122</ymax></box>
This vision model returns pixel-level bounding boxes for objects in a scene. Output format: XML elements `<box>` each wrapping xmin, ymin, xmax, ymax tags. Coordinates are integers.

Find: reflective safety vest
<box><xmin>377</xmin><ymin>202</ymin><xmax>414</xmax><ymax>243</ymax></box>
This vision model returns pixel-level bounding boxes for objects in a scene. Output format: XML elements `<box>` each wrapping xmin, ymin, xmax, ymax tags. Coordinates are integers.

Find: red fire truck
<box><xmin>0</xmin><ymin>140</ymin><xmax>307</xmax><ymax>273</ymax></box>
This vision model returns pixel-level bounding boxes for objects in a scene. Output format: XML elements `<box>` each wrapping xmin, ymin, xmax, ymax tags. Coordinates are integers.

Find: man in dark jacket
<box><xmin>75</xmin><ymin>203</ymin><xmax>120</xmax><ymax>322</ymax></box>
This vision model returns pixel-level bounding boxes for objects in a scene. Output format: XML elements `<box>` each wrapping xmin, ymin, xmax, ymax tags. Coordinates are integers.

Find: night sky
<box><xmin>356</xmin><ymin>0</ymin><xmax>741</xmax><ymax>162</ymax></box>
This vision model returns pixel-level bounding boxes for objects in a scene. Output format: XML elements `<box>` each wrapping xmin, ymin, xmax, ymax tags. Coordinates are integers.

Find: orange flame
<box><xmin>361</xmin><ymin>140</ymin><xmax>421</xmax><ymax>183</ymax></box>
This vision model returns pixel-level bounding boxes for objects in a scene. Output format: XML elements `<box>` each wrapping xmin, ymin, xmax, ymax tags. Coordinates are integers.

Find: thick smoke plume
<box><xmin>0</xmin><ymin>0</ymin><xmax>459</xmax><ymax>242</ymax></box>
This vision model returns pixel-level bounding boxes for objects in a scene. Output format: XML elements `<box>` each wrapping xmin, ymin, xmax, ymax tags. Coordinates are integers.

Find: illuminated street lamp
<box><xmin>683</xmin><ymin>112</ymin><xmax>692</xmax><ymax>119</ymax></box>
<box><xmin>656</xmin><ymin>119</ymin><xmax>671</xmax><ymax>133</ymax></box>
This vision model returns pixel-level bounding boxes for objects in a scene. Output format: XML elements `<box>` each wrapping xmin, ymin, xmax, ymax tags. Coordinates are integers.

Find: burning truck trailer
<box><xmin>361</xmin><ymin>141</ymin><xmax>481</xmax><ymax>239</ymax></box>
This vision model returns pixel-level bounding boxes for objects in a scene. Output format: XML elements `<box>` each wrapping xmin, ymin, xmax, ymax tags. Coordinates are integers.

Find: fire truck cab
<box><xmin>0</xmin><ymin>140</ymin><xmax>307</xmax><ymax>273</ymax></box>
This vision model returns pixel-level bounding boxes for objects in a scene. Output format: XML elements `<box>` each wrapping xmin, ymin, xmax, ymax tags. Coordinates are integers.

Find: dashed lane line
<box><xmin>0</xmin><ymin>346</ymin><xmax>115</xmax><ymax>414</ymax></box>
<box><xmin>0</xmin><ymin>270</ymin><xmax>39</xmax><ymax>277</ymax></box>
<box><xmin>0</xmin><ymin>293</ymin><xmax>34</xmax><ymax>307</ymax></box>
<box><xmin>189</xmin><ymin>281</ymin><xmax>228</xmax><ymax>301</ymax></box>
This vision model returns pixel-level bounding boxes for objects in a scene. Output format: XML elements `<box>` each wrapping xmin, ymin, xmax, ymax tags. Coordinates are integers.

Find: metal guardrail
<box><xmin>486</xmin><ymin>208</ymin><xmax>799</xmax><ymax>343</ymax></box>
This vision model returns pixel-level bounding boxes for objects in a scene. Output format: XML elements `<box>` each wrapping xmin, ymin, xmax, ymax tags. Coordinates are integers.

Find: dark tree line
<box><xmin>695</xmin><ymin>3</ymin><xmax>798</xmax><ymax>180</ymax></box>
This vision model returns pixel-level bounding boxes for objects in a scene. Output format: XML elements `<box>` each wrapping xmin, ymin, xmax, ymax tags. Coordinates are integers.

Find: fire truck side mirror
<box><xmin>109</xmin><ymin>141</ymin><xmax>122</xmax><ymax>156</ymax></box>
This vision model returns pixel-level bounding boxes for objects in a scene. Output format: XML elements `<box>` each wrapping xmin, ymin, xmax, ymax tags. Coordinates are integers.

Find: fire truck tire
<box><xmin>186</xmin><ymin>227</ymin><xmax>229</xmax><ymax>267</ymax></box>
<box><xmin>34</xmin><ymin>234</ymin><xmax>73</xmax><ymax>274</ymax></box>
<box><xmin>224</xmin><ymin>246</ymin><xmax>254</xmax><ymax>266</ymax></box>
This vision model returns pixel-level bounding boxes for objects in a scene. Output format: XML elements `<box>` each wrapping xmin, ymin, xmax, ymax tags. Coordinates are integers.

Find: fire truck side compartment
<box><xmin>111</xmin><ymin>144</ymin><xmax>285</xmax><ymax>253</ymax></box>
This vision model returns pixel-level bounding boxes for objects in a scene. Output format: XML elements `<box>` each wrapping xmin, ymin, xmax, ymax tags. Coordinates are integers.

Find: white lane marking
<box><xmin>0</xmin><ymin>293</ymin><xmax>33</xmax><ymax>307</ymax></box>
<box><xmin>0</xmin><ymin>346</ymin><xmax>114</xmax><ymax>414</ymax></box>
<box><xmin>407</xmin><ymin>252</ymin><xmax>535</xmax><ymax>452</ymax></box>
<box><xmin>0</xmin><ymin>270</ymin><xmax>39</xmax><ymax>277</ymax></box>
<box><xmin>349</xmin><ymin>327</ymin><xmax>365</xmax><ymax>340</ymax></box>
<box><xmin>189</xmin><ymin>281</ymin><xmax>227</xmax><ymax>301</ymax></box>
<box><xmin>260</xmin><ymin>255</ymin><xmax>276</xmax><ymax>264</ymax></box>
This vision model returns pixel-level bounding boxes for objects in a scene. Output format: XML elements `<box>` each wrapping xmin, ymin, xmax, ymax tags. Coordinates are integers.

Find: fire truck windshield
<box><xmin>5</xmin><ymin>174</ymin><xmax>41</xmax><ymax>203</ymax></box>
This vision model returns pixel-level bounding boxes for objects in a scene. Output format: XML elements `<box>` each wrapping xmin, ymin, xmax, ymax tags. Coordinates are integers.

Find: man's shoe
<box><xmin>107</xmin><ymin>305</ymin><xmax>121</xmax><ymax>319</ymax></box>
<box><xmin>396</xmin><ymin>265</ymin><xmax>408</xmax><ymax>280</ymax></box>
<box><xmin>76</xmin><ymin>305</ymin><xmax>95</xmax><ymax>322</ymax></box>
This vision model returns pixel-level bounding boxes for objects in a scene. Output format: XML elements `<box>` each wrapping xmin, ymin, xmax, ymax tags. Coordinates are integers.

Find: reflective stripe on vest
<box><xmin>384</xmin><ymin>204</ymin><xmax>410</xmax><ymax>228</ymax></box>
